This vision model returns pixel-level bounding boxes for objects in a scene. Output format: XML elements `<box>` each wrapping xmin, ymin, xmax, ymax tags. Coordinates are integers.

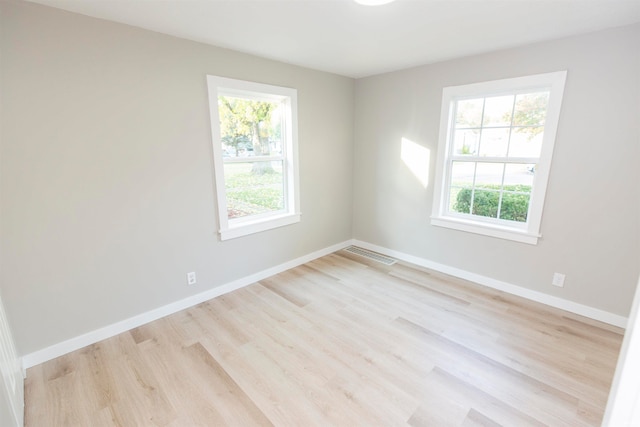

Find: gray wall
<box><xmin>0</xmin><ymin>1</ymin><xmax>354</xmax><ymax>355</ymax></box>
<box><xmin>353</xmin><ymin>24</ymin><xmax>640</xmax><ymax>317</ymax></box>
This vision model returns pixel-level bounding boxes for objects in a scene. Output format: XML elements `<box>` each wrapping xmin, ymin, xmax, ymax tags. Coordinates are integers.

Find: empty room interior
<box><xmin>1</xmin><ymin>0</ymin><xmax>640</xmax><ymax>425</ymax></box>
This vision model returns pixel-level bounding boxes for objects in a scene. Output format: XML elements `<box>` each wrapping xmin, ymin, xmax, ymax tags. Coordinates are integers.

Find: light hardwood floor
<box><xmin>24</xmin><ymin>250</ymin><xmax>624</xmax><ymax>426</ymax></box>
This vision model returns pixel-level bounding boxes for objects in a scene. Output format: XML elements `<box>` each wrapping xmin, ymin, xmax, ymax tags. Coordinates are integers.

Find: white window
<box><xmin>207</xmin><ymin>76</ymin><xmax>300</xmax><ymax>240</ymax></box>
<box><xmin>431</xmin><ymin>71</ymin><xmax>567</xmax><ymax>245</ymax></box>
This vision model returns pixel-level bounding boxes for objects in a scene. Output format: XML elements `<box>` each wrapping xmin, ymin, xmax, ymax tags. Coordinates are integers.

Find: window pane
<box><xmin>224</xmin><ymin>161</ymin><xmax>284</xmax><ymax>219</ymax></box>
<box><xmin>475</xmin><ymin>162</ymin><xmax>504</xmax><ymax>188</ymax></box>
<box><xmin>508</xmin><ymin>128</ymin><xmax>544</xmax><ymax>158</ymax></box>
<box><xmin>219</xmin><ymin>96</ymin><xmax>282</xmax><ymax>158</ymax></box>
<box><xmin>453</xmin><ymin>129</ymin><xmax>479</xmax><ymax>155</ymax></box>
<box><xmin>449</xmin><ymin>187</ymin><xmax>468</xmax><ymax>213</ymax></box>
<box><xmin>471</xmin><ymin>189</ymin><xmax>499</xmax><ymax>218</ymax></box>
<box><xmin>479</xmin><ymin>128</ymin><xmax>509</xmax><ymax>157</ymax></box>
<box><xmin>482</xmin><ymin>95</ymin><xmax>514</xmax><ymax>127</ymax></box>
<box><xmin>499</xmin><ymin>192</ymin><xmax>530</xmax><ymax>222</ymax></box>
<box><xmin>451</xmin><ymin>161</ymin><xmax>475</xmax><ymax>187</ymax></box>
<box><xmin>512</xmin><ymin>92</ymin><xmax>549</xmax><ymax>126</ymax></box>
<box><xmin>503</xmin><ymin>164</ymin><xmax>534</xmax><ymax>191</ymax></box>
<box><xmin>269</xmin><ymin>105</ymin><xmax>284</xmax><ymax>155</ymax></box>
<box><xmin>455</xmin><ymin>98</ymin><xmax>483</xmax><ymax>128</ymax></box>
<box><xmin>449</xmin><ymin>161</ymin><xmax>475</xmax><ymax>215</ymax></box>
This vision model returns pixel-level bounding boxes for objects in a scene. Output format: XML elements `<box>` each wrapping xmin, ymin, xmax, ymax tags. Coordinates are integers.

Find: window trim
<box><xmin>431</xmin><ymin>71</ymin><xmax>567</xmax><ymax>245</ymax></box>
<box><xmin>207</xmin><ymin>75</ymin><xmax>300</xmax><ymax>240</ymax></box>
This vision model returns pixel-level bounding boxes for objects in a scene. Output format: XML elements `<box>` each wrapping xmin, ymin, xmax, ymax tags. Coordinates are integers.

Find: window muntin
<box><xmin>207</xmin><ymin>76</ymin><xmax>300</xmax><ymax>240</ymax></box>
<box><xmin>432</xmin><ymin>72</ymin><xmax>567</xmax><ymax>244</ymax></box>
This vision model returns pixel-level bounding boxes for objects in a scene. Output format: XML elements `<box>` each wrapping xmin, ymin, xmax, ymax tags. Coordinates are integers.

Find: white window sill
<box><xmin>431</xmin><ymin>216</ymin><xmax>540</xmax><ymax>245</ymax></box>
<box><xmin>220</xmin><ymin>212</ymin><xmax>301</xmax><ymax>241</ymax></box>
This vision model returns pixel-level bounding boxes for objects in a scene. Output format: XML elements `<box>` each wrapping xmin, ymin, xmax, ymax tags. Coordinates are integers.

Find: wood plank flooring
<box><xmin>24</xmin><ymin>250</ymin><xmax>624</xmax><ymax>426</ymax></box>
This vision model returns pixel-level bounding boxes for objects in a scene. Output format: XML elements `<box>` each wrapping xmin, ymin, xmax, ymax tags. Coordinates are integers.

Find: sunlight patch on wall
<box><xmin>401</xmin><ymin>138</ymin><xmax>430</xmax><ymax>187</ymax></box>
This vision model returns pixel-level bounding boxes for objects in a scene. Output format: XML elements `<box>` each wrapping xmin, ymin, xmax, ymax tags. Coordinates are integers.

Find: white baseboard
<box><xmin>23</xmin><ymin>238</ymin><xmax>627</xmax><ymax>370</ymax></box>
<box><xmin>351</xmin><ymin>239</ymin><xmax>628</xmax><ymax>329</ymax></box>
<box><xmin>21</xmin><ymin>240</ymin><xmax>352</xmax><ymax>370</ymax></box>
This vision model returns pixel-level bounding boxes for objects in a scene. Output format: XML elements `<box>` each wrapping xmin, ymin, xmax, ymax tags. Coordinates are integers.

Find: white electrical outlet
<box><xmin>187</xmin><ymin>272</ymin><xmax>197</xmax><ymax>285</ymax></box>
<box><xmin>552</xmin><ymin>272</ymin><xmax>565</xmax><ymax>287</ymax></box>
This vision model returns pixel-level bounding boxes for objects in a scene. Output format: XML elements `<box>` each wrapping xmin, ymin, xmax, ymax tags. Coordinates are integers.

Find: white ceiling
<box><xmin>28</xmin><ymin>0</ymin><xmax>640</xmax><ymax>78</ymax></box>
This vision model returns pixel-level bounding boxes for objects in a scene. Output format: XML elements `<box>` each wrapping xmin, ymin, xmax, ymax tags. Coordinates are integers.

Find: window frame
<box><xmin>431</xmin><ymin>71</ymin><xmax>567</xmax><ymax>245</ymax></box>
<box><xmin>207</xmin><ymin>75</ymin><xmax>300</xmax><ymax>240</ymax></box>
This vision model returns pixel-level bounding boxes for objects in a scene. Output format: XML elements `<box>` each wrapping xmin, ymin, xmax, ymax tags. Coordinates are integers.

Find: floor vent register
<box><xmin>343</xmin><ymin>246</ymin><xmax>397</xmax><ymax>266</ymax></box>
